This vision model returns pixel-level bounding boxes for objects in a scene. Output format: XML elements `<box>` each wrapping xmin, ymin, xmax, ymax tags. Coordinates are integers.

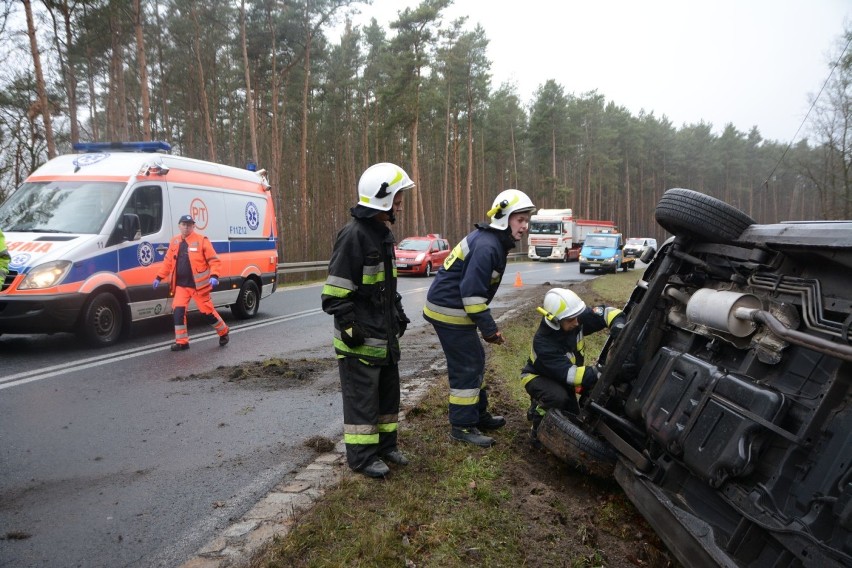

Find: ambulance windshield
<box><xmin>0</xmin><ymin>181</ymin><xmax>126</xmax><ymax>234</ymax></box>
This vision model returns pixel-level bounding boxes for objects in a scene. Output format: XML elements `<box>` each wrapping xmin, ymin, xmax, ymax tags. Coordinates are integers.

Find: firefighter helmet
<box><xmin>357</xmin><ymin>162</ymin><xmax>415</xmax><ymax>211</ymax></box>
<box><xmin>540</xmin><ymin>288</ymin><xmax>586</xmax><ymax>330</ymax></box>
<box><xmin>487</xmin><ymin>189</ymin><xmax>535</xmax><ymax>230</ymax></box>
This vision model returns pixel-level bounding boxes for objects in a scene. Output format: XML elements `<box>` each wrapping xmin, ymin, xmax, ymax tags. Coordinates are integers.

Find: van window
<box><xmin>0</xmin><ymin>181</ymin><xmax>125</xmax><ymax>234</ymax></box>
<box><xmin>120</xmin><ymin>185</ymin><xmax>163</xmax><ymax>236</ymax></box>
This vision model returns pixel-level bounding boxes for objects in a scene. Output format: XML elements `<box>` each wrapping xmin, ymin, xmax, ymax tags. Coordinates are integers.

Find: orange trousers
<box><xmin>172</xmin><ymin>285</ymin><xmax>228</xmax><ymax>345</ymax></box>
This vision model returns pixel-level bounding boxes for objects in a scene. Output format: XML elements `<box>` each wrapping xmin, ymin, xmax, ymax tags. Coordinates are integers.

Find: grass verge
<box><xmin>251</xmin><ymin>269</ymin><xmax>673</xmax><ymax>568</ymax></box>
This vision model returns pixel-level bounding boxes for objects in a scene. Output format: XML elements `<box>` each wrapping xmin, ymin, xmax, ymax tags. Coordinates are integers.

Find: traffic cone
<box><xmin>514</xmin><ymin>272</ymin><xmax>523</xmax><ymax>287</ymax></box>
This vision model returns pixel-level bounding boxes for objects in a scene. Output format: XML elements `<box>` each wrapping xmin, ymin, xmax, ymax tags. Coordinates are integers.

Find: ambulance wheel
<box><xmin>80</xmin><ymin>292</ymin><xmax>124</xmax><ymax>347</ymax></box>
<box><xmin>231</xmin><ymin>279</ymin><xmax>259</xmax><ymax>319</ymax></box>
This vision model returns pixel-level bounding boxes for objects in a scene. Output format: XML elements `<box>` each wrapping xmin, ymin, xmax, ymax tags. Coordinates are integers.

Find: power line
<box><xmin>763</xmin><ymin>32</ymin><xmax>852</xmax><ymax>190</ymax></box>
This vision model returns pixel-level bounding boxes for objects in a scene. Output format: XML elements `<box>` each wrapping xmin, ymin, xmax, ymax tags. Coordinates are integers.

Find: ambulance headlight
<box><xmin>18</xmin><ymin>260</ymin><xmax>72</xmax><ymax>289</ymax></box>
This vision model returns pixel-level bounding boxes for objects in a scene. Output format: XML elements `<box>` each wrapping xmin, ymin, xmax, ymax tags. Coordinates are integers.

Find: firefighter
<box><xmin>153</xmin><ymin>215</ymin><xmax>229</xmax><ymax>351</ymax></box>
<box><xmin>0</xmin><ymin>228</ymin><xmax>10</xmax><ymax>283</ymax></box>
<box><xmin>520</xmin><ymin>288</ymin><xmax>625</xmax><ymax>445</ymax></box>
<box><xmin>424</xmin><ymin>189</ymin><xmax>536</xmax><ymax>447</ymax></box>
<box><xmin>321</xmin><ymin>162</ymin><xmax>415</xmax><ymax>478</ymax></box>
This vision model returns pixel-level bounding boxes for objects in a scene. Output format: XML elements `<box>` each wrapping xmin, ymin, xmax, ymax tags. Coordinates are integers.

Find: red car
<box><xmin>394</xmin><ymin>234</ymin><xmax>450</xmax><ymax>276</ymax></box>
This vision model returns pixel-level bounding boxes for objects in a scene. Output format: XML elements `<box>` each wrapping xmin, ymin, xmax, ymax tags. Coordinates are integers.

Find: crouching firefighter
<box><xmin>321</xmin><ymin>162</ymin><xmax>415</xmax><ymax>479</ymax></box>
<box><xmin>520</xmin><ymin>288</ymin><xmax>625</xmax><ymax>446</ymax></box>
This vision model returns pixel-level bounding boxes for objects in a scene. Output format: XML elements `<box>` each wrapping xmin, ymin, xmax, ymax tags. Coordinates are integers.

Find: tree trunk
<box><xmin>134</xmin><ymin>0</ymin><xmax>151</xmax><ymax>140</ymax></box>
<box><xmin>300</xmin><ymin>24</ymin><xmax>312</xmax><ymax>259</ymax></box>
<box><xmin>190</xmin><ymin>7</ymin><xmax>215</xmax><ymax>161</ymax></box>
<box><xmin>49</xmin><ymin>0</ymin><xmax>79</xmax><ymax>145</ymax></box>
<box><xmin>23</xmin><ymin>0</ymin><xmax>56</xmax><ymax>158</ymax></box>
<box><xmin>154</xmin><ymin>0</ymin><xmax>170</xmax><ymax>141</ymax></box>
<box><xmin>241</xmin><ymin>0</ymin><xmax>258</xmax><ymax>163</ymax></box>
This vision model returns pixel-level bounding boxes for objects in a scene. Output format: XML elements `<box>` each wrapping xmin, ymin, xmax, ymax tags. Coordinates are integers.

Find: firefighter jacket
<box><xmin>521</xmin><ymin>306</ymin><xmax>624</xmax><ymax>386</ymax></box>
<box><xmin>423</xmin><ymin>224</ymin><xmax>516</xmax><ymax>337</ymax></box>
<box><xmin>156</xmin><ymin>230</ymin><xmax>221</xmax><ymax>292</ymax></box>
<box><xmin>321</xmin><ymin>213</ymin><xmax>407</xmax><ymax>364</ymax></box>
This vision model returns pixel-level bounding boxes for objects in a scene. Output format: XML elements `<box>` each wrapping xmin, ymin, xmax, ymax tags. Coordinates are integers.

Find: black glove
<box><xmin>483</xmin><ymin>330</ymin><xmax>505</xmax><ymax>345</ymax></box>
<box><xmin>610</xmin><ymin>321</ymin><xmax>625</xmax><ymax>339</ymax></box>
<box><xmin>339</xmin><ymin>322</ymin><xmax>365</xmax><ymax>348</ymax></box>
<box><xmin>397</xmin><ymin>315</ymin><xmax>410</xmax><ymax>338</ymax></box>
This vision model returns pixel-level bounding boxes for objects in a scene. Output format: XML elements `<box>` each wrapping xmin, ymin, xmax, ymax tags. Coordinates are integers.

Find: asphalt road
<box><xmin>0</xmin><ymin>259</ymin><xmax>605</xmax><ymax>567</ymax></box>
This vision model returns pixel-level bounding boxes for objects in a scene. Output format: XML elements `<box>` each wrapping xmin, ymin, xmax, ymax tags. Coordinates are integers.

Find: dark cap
<box><xmin>178</xmin><ymin>215</ymin><xmax>195</xmax><ymax>225</ymax></box>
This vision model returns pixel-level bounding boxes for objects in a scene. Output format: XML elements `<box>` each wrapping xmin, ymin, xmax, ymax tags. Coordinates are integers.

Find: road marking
<box><xmin>0</xmin><ymin>287</ymin><xmax>430</xmax><ymax>391</ymax></box>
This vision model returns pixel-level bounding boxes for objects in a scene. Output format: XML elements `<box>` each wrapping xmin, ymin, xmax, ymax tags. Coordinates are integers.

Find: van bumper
<box><xmin>0</xmin><ymin>294</ymin><xmax>86</xmax><ymax>333</ymax></box>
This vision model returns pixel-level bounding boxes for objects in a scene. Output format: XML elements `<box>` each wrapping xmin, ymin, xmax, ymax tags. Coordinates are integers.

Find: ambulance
<box><xmin>0</xmin><ymin>141</ymin><xmax>278</xmax><ymax>346</ymax></box>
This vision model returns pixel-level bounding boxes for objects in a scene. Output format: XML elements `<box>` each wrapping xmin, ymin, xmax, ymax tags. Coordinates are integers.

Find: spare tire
<box><xmin>536</xmin><ymin>409</ymin><xmax>616</xmax><ymax>478</ymax></box>
<box><xmin>655</xmin><ymin>188</ymin><xmax>755</xmax><ymax>244</ymax></box>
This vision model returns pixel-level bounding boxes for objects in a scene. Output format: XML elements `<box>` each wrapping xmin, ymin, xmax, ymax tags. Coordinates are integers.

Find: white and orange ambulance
<box><xmin>0</xmin><ymin>141</ymin><xmax>278</xmax><ymax>346</ymax></box>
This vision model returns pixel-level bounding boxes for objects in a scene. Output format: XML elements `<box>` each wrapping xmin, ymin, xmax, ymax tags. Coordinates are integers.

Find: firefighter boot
<box><xmin>219</xmin><ymin>332</ymin><xmax>229</xmax><ymax>346</ymax></box>
<box><xmin>450</xmin><ymin>426</ymin><xmax>495</xmax><ymax>447</ymax></box>
<box><xmin>360</xmin><ymin>459</ymin><xmax>390</xmax><ymax>478</ymax></box>
<box><xmin>170</xmin><ymin>343</ymin><xmax>189</xmax><ymax>351</ymax></box>
<box><xmin>477</xmin><ymin>412</ymin><xmax>506</xmax><ymax>430</ymax></box>
<box><xmin>380</xmin><ymin>449</ymin><xmax>410</xmax><ymax>466</ymax></box>
<box><xmin>529</xmin><ymin>412</ymin><xmax>544</xmax><ymax>449</ymax></box>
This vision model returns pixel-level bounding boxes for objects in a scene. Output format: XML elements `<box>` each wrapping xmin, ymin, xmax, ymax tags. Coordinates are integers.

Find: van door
<box><xmin>112</xmin><ymin>183</ymin><xmax>173</xmax><ymax>321</ymax></box>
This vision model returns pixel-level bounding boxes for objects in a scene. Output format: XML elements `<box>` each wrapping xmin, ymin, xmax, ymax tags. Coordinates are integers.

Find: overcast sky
<box><xmin>340</xmin><ymin>0</ymin><xmax>851</xmax><ymax>143</ymax></box>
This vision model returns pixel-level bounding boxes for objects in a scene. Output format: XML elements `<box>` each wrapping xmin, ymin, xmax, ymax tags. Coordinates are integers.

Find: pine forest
<box><xmin>1</xmin><ymin>0</ymin><xmax>850</xmax><ymax>263</ymax></box>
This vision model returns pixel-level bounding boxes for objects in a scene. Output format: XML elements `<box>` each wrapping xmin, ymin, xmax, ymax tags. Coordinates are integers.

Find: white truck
<box><xmin>527</xmin><ymin>209</ymin><xmax>617</xmax><ymax>262</ymax></box>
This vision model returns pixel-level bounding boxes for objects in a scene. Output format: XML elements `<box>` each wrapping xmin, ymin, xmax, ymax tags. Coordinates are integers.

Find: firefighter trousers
<box><xmin>431</xmin><ymin>324</ymin><xmax>489</xmax><ymax>427</ymax></box>
<box><xmin>338</xmin><ymin>356</ymin><xmax>400</xmax><ymax>471</ymax></box>
<box><xmin>523</xmin><ymin>374</ymin><xmax>580</xmax><ymax>416</ymax></box>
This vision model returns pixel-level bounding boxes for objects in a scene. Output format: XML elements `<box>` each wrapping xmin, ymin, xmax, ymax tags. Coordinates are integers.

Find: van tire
<box><xmin>231</xmin><ymin>279</ymin><xmax>260</xmax><ymax>319</ymax></box>
<box><xmin>536</xmin><ymin>409</ymin><xmax>616</xmax><ymax>478</ymax></box>
<box><xmin>655</xmin><ymin>188</ymin><xmax>755</xmax><ymax>243</ymax></box>
<box><xmin>80</xmin><ymin>292</ymin><xmax>124</xmax><ymax>347</ymax></box>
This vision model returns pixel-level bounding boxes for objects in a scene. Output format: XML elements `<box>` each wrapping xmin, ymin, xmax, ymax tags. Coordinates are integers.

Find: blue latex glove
<box><xmin>209</xmin><ymin>277</ymin><xmax>219</xmax><ymax>287</ymax></box>
<box><xmin>152</xmin><ymin>278</ymin><xmax>160</xmax><ymax>289</ymax></box>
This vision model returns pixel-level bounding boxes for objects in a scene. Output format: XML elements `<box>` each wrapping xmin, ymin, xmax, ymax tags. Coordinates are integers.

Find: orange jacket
<box><xmin>156</xmin><ymin>230</ymin><xmax>222</xmax><ymax>292</ymax></box>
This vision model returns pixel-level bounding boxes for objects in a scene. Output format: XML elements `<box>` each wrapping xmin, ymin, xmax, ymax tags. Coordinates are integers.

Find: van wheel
<box><xmin>80</xmin><ymin>292</ymin><xmax>124</xmax><ymax>347</ymax></box>
<box><xmin>536</xmin><ymin>409</ymin><xmax>616</xmax><ymax>478</ymax></box>
<box><xmin>231</xmin><ymin>279</ymin><xmax>260</xmax><ymax>319</ymax></box>
<box><xmin>579</xmin><ymin>267</ymin><xmax>586</xmax><ymax>274</ymax></box>
<box><xmin>655</xmin><ymin>188</ymin><xmax>755</xmax><ymax>243</ymax></box>
<box><xmin>424</xmin><ymin>262</ymin><xmax>432</xmax><ymax>277</ymax></box>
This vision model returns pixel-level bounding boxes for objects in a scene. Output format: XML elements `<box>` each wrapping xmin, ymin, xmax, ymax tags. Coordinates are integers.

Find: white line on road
<box><xmin>0</xmin><ymin>287</ymin><xmax>430</xmax><ymax>391</ymax></box>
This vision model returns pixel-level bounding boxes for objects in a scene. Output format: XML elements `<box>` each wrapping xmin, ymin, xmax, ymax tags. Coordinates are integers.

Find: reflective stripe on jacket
<box><xmin>520</xmin><ymin>306</ymin><xmax>624</xmax><ymax>384</ymax></box>
<box><xmin>156</xmin><ymin>231</ymin><xmax>221</xmax><ymax>292</ymax></box>
<box><xmin>321</xmin><ymin>216</ymin><xmax>405</xmax><ymax>363</ymax></box>
<box><xmin>423</xmin><ymin>226</ymin><xmax>513</xmax><ymax>336</ymax></box>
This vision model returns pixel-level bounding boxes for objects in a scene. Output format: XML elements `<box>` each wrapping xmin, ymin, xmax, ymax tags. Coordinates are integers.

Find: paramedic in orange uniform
<box><xmin>153</xmin><ymin>215</ymin><xmax>229</xmax><ymax>351</ymax></box>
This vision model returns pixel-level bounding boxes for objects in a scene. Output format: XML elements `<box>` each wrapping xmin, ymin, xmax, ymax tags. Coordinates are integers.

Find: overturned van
<box><xmin>0</xmin><ymin>141</ymin><xmax>278</xmax><ymax>347</ymax></box>
<box><xmin>537</xmin><ymin>189</ymin><xmax>852</xmax><ymax>567</ymax></box>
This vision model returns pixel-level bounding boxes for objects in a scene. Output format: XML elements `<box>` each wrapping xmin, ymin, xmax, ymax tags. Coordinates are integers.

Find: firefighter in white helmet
<box><xmin>424</xmin><ymin>189</ymin><xmax>536</xmax><ymax>447</ymax></box>
<box><xmin>520</xmin><ymin>288</ymin><xmax>626</xmax><ymax>446</ymax></box>
<box><xmin>321</xmin><ymin>162</ymin><xmax>415</xmax><ymax>478</ymax></box>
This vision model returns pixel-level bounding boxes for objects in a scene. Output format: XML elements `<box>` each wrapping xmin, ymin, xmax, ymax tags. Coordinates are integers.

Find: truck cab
<box><xmin>578</xmin><ymin>230</ymin><xmax>634</xmax><ymax>273</ymax></box>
